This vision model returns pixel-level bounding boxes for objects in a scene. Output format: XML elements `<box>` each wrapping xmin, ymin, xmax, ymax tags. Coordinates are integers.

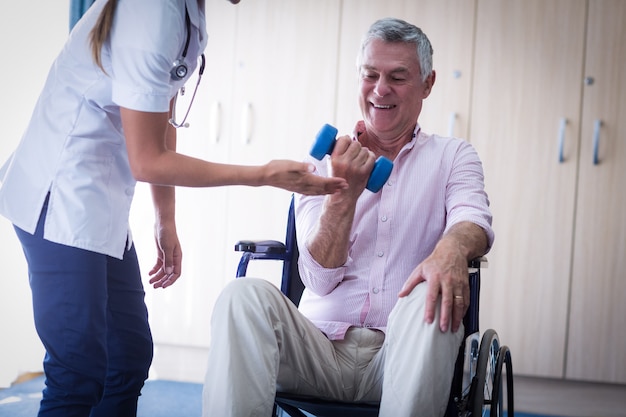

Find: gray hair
<box><xmin>357</xmin><ymin>17</ymin><xmax>433</xmax><ymax>82</ymax></box>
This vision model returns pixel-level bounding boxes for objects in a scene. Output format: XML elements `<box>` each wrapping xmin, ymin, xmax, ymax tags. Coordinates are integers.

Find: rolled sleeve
<box><xmin>111</xmin><ymin>78</ymin><xmax>172</xmax><ymax>113</ymax></box>
<box><xmin>445</xmin><ymin>141</ymin><xmax>495</xmax><ymax>250</ymax></box>
<box><xmin>297</xmin><ymin>245</ymin><xmax>346</xmax><ymax>296</ymax></box>
<box><xmin>295</xmin><ymin>190</ymin><xmax>349</xmax><ymax>296</ymax></box>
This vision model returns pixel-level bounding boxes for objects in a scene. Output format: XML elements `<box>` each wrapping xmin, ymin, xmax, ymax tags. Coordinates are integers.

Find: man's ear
<box><xmin>423</xmin><ymin>70</ymin><xmax>436</xmax><ymax>98</ymax></box>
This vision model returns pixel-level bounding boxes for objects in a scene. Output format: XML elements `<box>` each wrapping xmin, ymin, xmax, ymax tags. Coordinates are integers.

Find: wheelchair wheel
<box><xmin>492</xmin><ymin>345</ymin><xmax>514</xmax><ymax>417</ymax></box>
<box><xmin>469</xmin><ymin>329</ymin><xmax>500</xmax><ymax>417</ymax></box>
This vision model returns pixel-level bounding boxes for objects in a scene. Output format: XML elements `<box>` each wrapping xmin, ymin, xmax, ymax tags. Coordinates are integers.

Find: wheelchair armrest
<box><xmin>468</xmin><ymin>256</ymin><xmax>487</xmax><ymax>272</ymax></box>
<box><xmin>235</xmin><ymin>240</ymin><xmax>286</xmax><ymax>254</ymax></box>
<box><xmin>234</xmin><ymin>240</ymin><xmax>288</xmax><ymax>278</ymax></box>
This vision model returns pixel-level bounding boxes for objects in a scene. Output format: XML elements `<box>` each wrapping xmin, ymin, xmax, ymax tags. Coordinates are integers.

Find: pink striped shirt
<box><xmin>295</xmin><ymin>125</ymin><xmax>494</xmax><ymax>340</ymax></box>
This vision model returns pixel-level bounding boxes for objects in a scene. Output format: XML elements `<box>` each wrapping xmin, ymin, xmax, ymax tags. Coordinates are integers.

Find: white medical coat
<box><xmin>0</xmin><ymin>0</ymin><xmax>208</xmax><ymax>259</ymax></box>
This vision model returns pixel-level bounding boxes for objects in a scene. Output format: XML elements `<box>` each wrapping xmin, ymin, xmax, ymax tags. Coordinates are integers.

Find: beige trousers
<box><xmin>202</xmin><ymin>278</ymin><xmax>463</xmax><ymax>417</ymax></box>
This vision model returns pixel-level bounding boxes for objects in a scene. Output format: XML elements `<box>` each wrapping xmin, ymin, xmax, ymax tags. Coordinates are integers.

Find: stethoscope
<box><xmin>169</xmin><ymin>6</ymin><xmax>205</xmax><ymax>128</ymax></box>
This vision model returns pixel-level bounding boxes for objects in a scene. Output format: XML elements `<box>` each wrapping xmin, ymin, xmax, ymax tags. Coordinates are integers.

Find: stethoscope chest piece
<box><xmin>171</xmin><ymin>59</ymin><xmax>189</xmax><ymax>80</ymax></box>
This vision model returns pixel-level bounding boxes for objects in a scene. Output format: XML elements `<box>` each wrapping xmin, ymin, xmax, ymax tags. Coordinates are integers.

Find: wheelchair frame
<box><xmin>235</xmin><ymin>196</ymin><xmax>513</xmax><ymax>417</ymax></box>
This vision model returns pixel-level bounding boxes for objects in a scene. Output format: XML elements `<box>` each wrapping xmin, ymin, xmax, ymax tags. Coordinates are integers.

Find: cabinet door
<box><xmin>566</xmin><ymin>0</ymin><xmax>626</xmax><ymax>384</ymax></box>
<box><xmin>222</xmin><ymin>0</ymin><xmax>342</xmax><ymax>285</ymax></box>
<box><xmin>335</xmin><ymin>0</ymin><xmax>475</xmax><ymax>139</ymax></box>
<box><xmin>470</xmin><ymin>0</ymin><xmax>586</xmax><ymax>378</ymax></box>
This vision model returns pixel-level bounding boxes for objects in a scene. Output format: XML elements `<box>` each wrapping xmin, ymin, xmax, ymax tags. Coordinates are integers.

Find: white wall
<box><xmin>0</xmin><ymin>1</ymin><xmax>70</xmax><ymax>387</ymax></box>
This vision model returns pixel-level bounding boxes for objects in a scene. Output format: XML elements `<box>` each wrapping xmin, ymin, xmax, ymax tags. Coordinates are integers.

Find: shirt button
<box><xmin>372</xmin><ymin>288</ymin><xmax>380</xmax><ymax>294</ymax></box>
<box><xmin>377</xmin><ymin>251</ymin><xmax>384</xmax><ymax>257</ymax></box>
<box><xmin>381</xmin><ymin>215</ymin><xmax>388</xmax><ymax>222</ymax></box>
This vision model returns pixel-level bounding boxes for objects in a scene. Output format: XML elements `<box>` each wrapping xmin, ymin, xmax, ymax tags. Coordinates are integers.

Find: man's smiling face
<box><xmin>357</xmin><ymin>38</ymin><xmax>434</xmax><ymax>141</ymax></box>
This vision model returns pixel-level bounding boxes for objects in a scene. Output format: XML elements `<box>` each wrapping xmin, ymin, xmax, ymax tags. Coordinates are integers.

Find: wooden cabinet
<box><xmin>470</xmin><ymin>0</ymin><xmax>586</xmax><ymax>380</ymax></box>
<box><xmin>471</xmin><ymin>0</ymin><xmax>626</xmax><ymax>383</ymax></box>
<box><xmin>566</xmin><ymin>0</ymin><xmax>626</xmax><ymax>384</ymax></box>
<box><xmin>334</xmin><ymin>0</ymin><xmax>476</xmax><ymax>139</ymax></box>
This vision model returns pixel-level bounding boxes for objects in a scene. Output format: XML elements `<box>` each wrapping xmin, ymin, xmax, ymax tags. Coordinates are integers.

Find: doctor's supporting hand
<box><xmin>121</xmin><ymin>107</ymin><xmax>348</xmax><ymax>197</ymax></box>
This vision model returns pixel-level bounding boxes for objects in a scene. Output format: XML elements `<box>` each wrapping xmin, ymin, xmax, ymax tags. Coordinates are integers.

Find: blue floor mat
<box><xmin>0</xmin><ymin>375</ymin><xmax>565</xmax><ymax>417</ymax></box>
<box><xmin>0</xmin><ymin>375</ymin><xmax>202</xmax><ymax>417</ymax></box>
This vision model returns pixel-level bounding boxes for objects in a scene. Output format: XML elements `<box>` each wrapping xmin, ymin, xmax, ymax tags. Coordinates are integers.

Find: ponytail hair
<box><xmin>89</xmin><ymin>0</ymin><xmax>118</xmax><ymax>72</ymax></box>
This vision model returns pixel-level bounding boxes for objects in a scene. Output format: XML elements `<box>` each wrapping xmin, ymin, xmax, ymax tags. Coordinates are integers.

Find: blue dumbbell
<box><xmin>310</xmin><ymin>124</ymin><xmax>393</xmax><ymax>193</ymax></box>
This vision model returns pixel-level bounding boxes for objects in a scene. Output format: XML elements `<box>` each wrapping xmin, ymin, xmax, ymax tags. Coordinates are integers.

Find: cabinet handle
<box><xmin>592</xmin><ymin>119</ymin><xmax>602</xmax><ymax>165</ymax></box>
<box><xmin>209</xmin><ymin>101</ymin><xmax>221</xmax><ymax>144</ymax></box>
<box><xmin>558</xmin><ymin>118</ymin><xmax>567</xmax><ymax>163</ymax></box>
<box><xmin>241</xmin><ymin>102</ymin><xmax>253</xmax><ymax>145</ymax></box>
<box><xmin>448</xmin><ymin>112</ymin><xmax>457</xmax><ymax>137</ymax></box>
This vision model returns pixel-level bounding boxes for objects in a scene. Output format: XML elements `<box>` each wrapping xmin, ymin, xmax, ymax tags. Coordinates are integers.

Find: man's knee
<box><xmin>212</xmin><ymin>278</ymin><xmax>282</xmax><ymax>325</ymax></box>
<box><xmin>389</xmin><ymin>282</ymin><xmax>430</xmax><ymax>323</ymax></box>
<box><xmin>218</xmin><ymin>278</ymin><xmax>276</xmax><ymax>303</ymax></box>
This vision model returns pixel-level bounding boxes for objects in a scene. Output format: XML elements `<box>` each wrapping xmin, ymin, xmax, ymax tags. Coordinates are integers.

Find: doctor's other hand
<box><xmin>149</xmin><ymin>222</ymin><xmax>183</xmax><ymax>289</ymax></box>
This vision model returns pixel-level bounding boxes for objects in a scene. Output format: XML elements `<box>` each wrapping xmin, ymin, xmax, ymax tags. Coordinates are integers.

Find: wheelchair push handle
<box><xmin>310</xmin><ymin>123</ymin><xmax>393</xmax><ymax>193</ymax></box>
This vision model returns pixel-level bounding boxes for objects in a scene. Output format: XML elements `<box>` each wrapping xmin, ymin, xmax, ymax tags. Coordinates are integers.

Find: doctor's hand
<box><xmin>398</xmin><ymin>240</ymin><xmax>469</xmax><ymax>333</ymax></box>
<box><xmin>263</xmin><ymin>160</ymin><xmax>348</xmax><ymax>195</ymax></box>
<box><xmin>149</xmin><ymin>220</ymin><xmax>182</xmax><ymax>289</ymax></box>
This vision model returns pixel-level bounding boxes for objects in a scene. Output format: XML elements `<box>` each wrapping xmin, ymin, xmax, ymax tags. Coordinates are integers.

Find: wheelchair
<box><xmin>235</xmin><ymin>195</ymin><xmax>514</xmax><ymax>417</ymax></box>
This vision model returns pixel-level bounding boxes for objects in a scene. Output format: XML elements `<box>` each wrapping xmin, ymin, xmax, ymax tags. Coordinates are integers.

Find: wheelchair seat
<box><xmin>235</xmin><ymin>195</ymin><xmax>513</xmax><ymax>417</ymax></box>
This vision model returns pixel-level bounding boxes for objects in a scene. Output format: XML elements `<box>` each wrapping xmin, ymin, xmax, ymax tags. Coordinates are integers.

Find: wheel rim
<box><xmin>483</xmin><ymin>335</ymin><xmax>499</xmax><ymax>416</ymax></box>
<box><xmin>470</xmin><ymin>329</ymin><xmax>500</xmax><ymax>417</ymax></box>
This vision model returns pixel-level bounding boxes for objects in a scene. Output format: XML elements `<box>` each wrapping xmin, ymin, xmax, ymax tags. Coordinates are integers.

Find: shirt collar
<box><xmin>401</xmin><ymin>123</ymin><xmax>422</xmax><ymax>152</ymax></box>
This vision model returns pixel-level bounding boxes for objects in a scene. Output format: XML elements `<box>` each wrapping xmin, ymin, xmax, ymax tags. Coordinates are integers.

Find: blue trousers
<box><xmin>14</xmin><ymin>199</ymin><xmax>153</xmax><ymax>417</ymax></box>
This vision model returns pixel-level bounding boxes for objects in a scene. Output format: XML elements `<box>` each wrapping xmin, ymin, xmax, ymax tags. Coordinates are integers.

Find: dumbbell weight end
<box><xmin>310</xmin><ymin>124</ymin><xmax>338</xmax><ymax>160</ymax></box>
<box><xmin>366</xmin><ymin>156</ymin><xmax>393</xmax><ymax>192</ymax></box>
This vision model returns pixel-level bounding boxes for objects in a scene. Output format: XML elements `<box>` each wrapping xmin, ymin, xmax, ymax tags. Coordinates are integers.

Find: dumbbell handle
<box><xmin>310</xmin><ymin>124</ymin><xmax>393</xmax><ymax>193</ymax></box>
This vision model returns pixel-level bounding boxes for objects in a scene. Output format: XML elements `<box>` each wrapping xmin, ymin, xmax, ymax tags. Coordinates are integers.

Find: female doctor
<box><xmin>0</xmin><ymin>0</ymin><xmax>346</xmax><ymax>416</ymax></box>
